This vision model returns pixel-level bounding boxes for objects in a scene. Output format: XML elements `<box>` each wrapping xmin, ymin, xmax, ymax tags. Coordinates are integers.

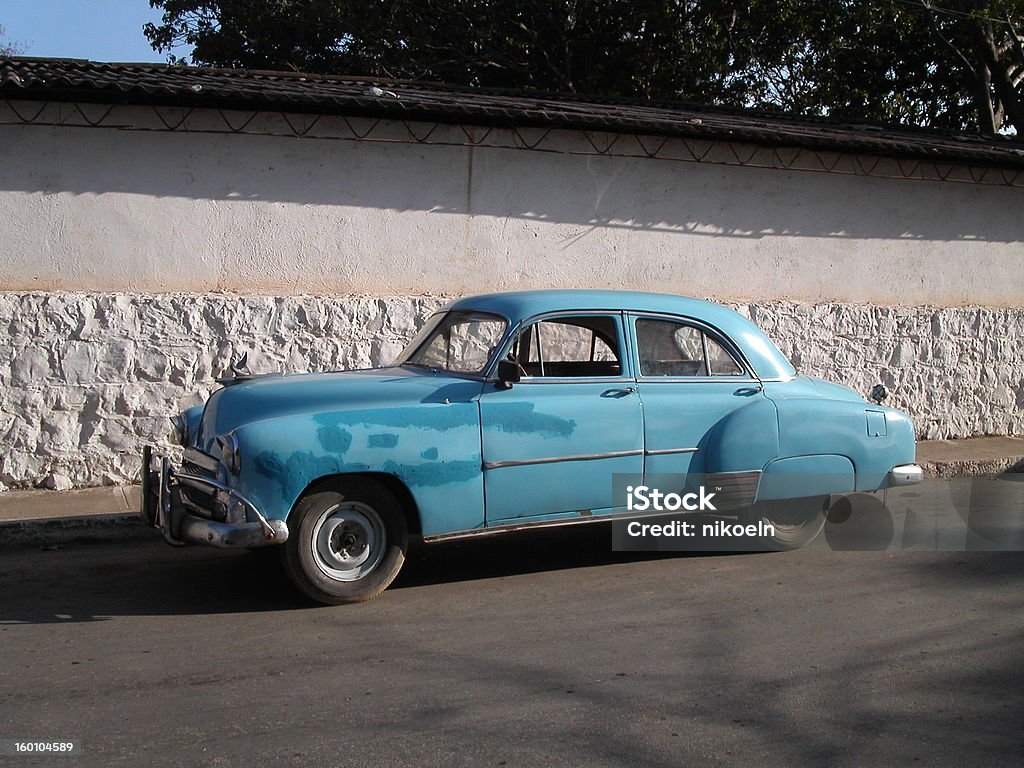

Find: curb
<box><xmin>0</xmin><ymin>485</ymin><xmax>153</xmax><ymax>547</ymax></box>
<box><xmin>922</xmin><ymin>457</ymin><xmax>1024</xmax><ymax>479</ymax></box>
<box><xmin>0</xmin><ymin>514</ymin><xmax>161</xmax><ymax>547</ymax></box>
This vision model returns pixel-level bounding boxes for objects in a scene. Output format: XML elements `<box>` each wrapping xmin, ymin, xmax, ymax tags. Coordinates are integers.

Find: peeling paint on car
<box><xmin>481</xmin><ymin>402</ymin><xmax>578</xmax><ymax>438</ymax></box>
<box><xmin>315</xmin><ymin>423</ymin><xmax>353</xmax><ymax>454</ymax></box>
<box><xmin>368</xmin><ymin>433</ymin><xmax>400</xmax><ymax>448</ymax></box>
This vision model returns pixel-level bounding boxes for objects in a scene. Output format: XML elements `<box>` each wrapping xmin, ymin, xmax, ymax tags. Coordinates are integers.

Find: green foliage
<box><xmin>145</xmin><ymin>1</ymin><xmax>1024</xmax><ymax>134</ymax></box>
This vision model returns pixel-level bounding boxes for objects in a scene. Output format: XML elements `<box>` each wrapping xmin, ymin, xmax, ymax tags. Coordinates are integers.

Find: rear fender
<box><xmin>772</xmin><ymin>398</ymin><xmax>917</xmax><ymax>491</ymax></box>
<box><xmin>702</xmin><ymin>397</ymin><xmax>780</xmax><ymax>473</ymax></box>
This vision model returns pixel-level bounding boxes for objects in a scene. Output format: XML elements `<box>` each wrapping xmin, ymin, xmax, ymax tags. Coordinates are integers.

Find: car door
<box><xmin>479</xmin><ymin>312</ymin><xmax>644</xmax><ymax>522</ymax></box>
<box><xmin>629</xmin><ymin>313</ymin><xmax>763</xmax><ymax>477</ymax></box>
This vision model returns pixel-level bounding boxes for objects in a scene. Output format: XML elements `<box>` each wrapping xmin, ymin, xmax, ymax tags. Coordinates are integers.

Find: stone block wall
<box><xmin>1</xmin><ymin>292</ymin><xmax>1021</xmax><ymax>491</ymax></box>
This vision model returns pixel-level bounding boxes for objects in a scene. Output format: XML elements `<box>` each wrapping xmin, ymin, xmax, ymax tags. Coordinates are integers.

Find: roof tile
<box><xmin>1</xmin><ymin>56</ymin><xmax>1022</xmax><ymax>168</ymax></box>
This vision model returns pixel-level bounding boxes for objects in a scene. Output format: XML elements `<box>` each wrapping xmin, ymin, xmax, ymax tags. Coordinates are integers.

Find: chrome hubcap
<box><xmin>311</xmin><ymin>502</ymin><xmax>386</xmax><ymax>582</ymax></box>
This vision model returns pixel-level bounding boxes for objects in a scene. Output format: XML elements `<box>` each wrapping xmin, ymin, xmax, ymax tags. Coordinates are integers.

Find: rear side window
<box><xmin>635</xmin><ymin>318</ymin><xmax>744</xmax><ymax>377</ymax></box>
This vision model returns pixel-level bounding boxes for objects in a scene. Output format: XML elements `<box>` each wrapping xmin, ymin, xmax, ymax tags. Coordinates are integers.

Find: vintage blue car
<box><xmin>141</xmin><ymin>290</ymin><xmax>922</xmax><ymax>604</ymax></box>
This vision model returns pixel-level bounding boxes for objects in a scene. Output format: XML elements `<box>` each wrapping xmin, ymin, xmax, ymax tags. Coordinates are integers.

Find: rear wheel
<box><xmin>740</xmin><ymin>496</ymin><xmax>829</xmax><ymax>550</ymax></box>
<box><xmin>282</xmin><ymin>477</ymin><xmax>408</xmax><ymax>605</ymax></box>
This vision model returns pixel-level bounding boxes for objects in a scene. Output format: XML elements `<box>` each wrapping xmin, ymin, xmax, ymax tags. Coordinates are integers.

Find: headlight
<box><xmin>217</xmin><ymin>432</ymin><xmax>241</xmax><ymax>475</ymax></box>
<box><xmin>170</xmin><ymin>414</ymin><xmax>189</xmax><ymax>446</ymax></box>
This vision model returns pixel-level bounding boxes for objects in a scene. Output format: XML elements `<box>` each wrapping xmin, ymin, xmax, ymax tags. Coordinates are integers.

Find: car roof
<box><xmin>446</xmin><ymin>289</ymin><xmax>797</xmax><ymax>380</ymax></box>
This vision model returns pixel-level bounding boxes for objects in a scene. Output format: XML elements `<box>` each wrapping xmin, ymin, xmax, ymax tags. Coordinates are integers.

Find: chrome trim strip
<box><xmin>139</xmin><ymin>445</ymin><xmax>154</xmax><ymax>526</ymax></box>
<box><xmin>424</xmin><ymin>501</ymin><xmax>748</xmax><ymax>543</ymax></box>
<box><xmin>634</xmin><ymin>377</ymin><xmax>761</xmax><ymax>385</ymax></box>
<box><xmin>423</xmin><ymin>508</ymin><xmax>637</xmax><ymax>542</ymax></box>
<box><xmin>156</xmin><ymin>457</ymin><xmax>187</xmax><ymax>546</ymax></box>
<box><xmin>482</xmin><ymin>448</ymin><xmax>644</xmax><ymax>471</ymax></box>
<box><xmin>512</xmin><ymin>377</ymin><xmax>632</xmax><ymax>384</ymax></box>
<box><xmin>180</xmin><ymin>515</ymin><xmax>288</xmax><ymax>548</ymax></box>
<box><xmin>644</xmin><ymin>447</ymin><xmax>699</xmax><ymax>456</ymax></box>
<box><xmin>173</xmin><ymin>471</ymin><xmax>280</xmax><ymax>540</ymax></box>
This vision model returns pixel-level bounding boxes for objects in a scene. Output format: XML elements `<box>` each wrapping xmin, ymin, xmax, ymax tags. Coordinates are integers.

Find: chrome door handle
<box><xmin>601</xmin><ymin>387</ymin><xmax>636</xmax><ymax>398</ymax></box>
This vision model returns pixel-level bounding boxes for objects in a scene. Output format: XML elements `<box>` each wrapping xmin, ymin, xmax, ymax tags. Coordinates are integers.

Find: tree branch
<box><xmin>920</xmin><ymin>1</ymin><xmax>974</xmax><ymax>70</ymax></box>
<box><xmin>977</xmin><ymin>18</ymin><xmax>1024</xmax><ymax>133</ymax></box>
<box><xmin>1006</xmin><ymin>13</ymin><xmax>1024</xmax><ymax>65</ymax></box>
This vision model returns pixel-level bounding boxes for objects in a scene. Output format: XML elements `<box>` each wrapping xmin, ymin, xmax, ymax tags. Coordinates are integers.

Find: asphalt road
<box><xmin>2</xmin><ymin>512</ymin><xmax>1023</xmax><ymax>768</ymax></box>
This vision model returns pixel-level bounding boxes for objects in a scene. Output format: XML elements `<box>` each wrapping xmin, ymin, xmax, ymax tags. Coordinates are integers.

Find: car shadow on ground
<box><xmin>0</xmin><ymin>522</ymin><xmax>736</xmax><ymax>623</ymax></box>
<box><xmin>395</xmin><ymin>520</ymin><xmax>743</xmax><ymax>589</ymax></box>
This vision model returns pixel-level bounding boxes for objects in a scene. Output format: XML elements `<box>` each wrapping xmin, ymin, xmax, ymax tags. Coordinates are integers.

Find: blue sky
<box><xmin>1</xmin><ymin>0</ymin><xmax>192</xmax><ymax>62</ymax></box>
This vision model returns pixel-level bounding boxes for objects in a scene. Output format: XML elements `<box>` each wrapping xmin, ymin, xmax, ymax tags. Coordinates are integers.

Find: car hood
<box><xmin>196</xmin><ymin>366</ymin><xmax>485</xmax><ymax>447</ymax></box>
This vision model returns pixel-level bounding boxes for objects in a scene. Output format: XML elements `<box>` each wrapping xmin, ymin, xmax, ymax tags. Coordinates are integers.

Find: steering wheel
<box><xmin>507</xmin><ymin>352</ymin><xmax>528</xmax><ymax>376</ymax></box>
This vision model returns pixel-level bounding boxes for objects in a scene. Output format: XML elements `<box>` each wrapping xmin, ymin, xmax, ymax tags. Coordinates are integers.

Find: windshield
<box><xmin>395</xmin><ymin>311</ymin><xmax>508</xmax><ymax>375</ymax></box>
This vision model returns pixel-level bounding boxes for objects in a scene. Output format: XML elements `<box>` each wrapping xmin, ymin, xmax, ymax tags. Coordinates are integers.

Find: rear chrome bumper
<box><xmin>140</xmin><ymin>445</ymin><xmax>288</xmax><ymax>548</ymax></box>
<box><xmin>889</xmin><ymin>463</ymin><xmax>924</xmax><ymax>486</ymax></box>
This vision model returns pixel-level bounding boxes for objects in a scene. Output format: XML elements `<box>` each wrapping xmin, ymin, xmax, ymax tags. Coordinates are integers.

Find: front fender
<box><xmin>229</xmin><ymin>404</ymin><xmax>486</xmax><ymax>537</ymax></box>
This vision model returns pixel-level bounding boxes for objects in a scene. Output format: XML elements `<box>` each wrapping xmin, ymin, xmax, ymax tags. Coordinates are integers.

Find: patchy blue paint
<box><xmin>316</xmin><ymin>424</ymin><xmax>353</xmax><ymax>454</ymax></box>
<box><xmin>481</xmin><ymin>402</ymin><xmax>577</xmax><ymax>437</ymax></box>
<box><xmin>420</xmin><ymin>447</ymin><xmax>439</xmax><ymax>460</ymax></box>
<box><xmin>380</xmin><ymin>459</ymin><xmax>480</xmax><ymax>487</ymax></box>
<box><xmin>200</xmin><ymin>368</ymin><xmax>485</xmax><ymax>448</ymax></box>
<box><xmin>369</xmin><ymin>433</ymin><xmax>400</xmax><ymax>448</ymax></box>
<box><xmin>254</xmin><ymin>449</ymin><xmax>349</xmax><ymax>503</ymax></box>
<box><xmin>336</xmin><ymin>407</ymin><xmax>477</xmax><ymax>431</ymax></box>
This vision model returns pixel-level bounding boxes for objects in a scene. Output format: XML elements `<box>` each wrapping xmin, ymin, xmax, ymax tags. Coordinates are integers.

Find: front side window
<box><xmin>635</xmin><ymin>318</ymin><xmax>744</xmax><ymax>377</ymax></box>
<box><xmin>397</xmin><ymin>311</ymin><xmax>507</xmax><ymax>375</ymax></box>
<box><xmin>509</xmin><ymin>315</ymin><xmax>623</xmax><ymax>378</ymax></box>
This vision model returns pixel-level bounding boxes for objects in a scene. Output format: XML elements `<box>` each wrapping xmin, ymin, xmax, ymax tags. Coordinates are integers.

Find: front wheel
<box><xmin>282</xmin><ymin>478</ymin><xmax>408</xmax><ymax>605</ymax></box>
<box><xmin>740</xmin><ymin>496</ymin><xmax>829</xmax><ymax>550</ymax></box>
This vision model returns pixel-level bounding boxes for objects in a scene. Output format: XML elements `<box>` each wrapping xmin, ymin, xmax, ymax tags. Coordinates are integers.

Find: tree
<box><xmin>145</xmin><ymin>1</ymin><xmax>1024</xmax><ymax>135</ymax></box>
<box><xmin>0</xmin><ymin>24</ymin><xmax>24</xmax><ymax>56</ymax></box>
<box><xmin>918</xmin><ymin>1</ymin><xmax>1024</xmax><ymax>133</ymax></box>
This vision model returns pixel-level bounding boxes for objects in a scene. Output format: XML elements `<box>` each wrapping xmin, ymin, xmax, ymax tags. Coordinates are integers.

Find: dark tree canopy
<box><xmin>145</xmin><ymin>1</ymin><xmax>1024</xmax><ymax>135</ymax></box>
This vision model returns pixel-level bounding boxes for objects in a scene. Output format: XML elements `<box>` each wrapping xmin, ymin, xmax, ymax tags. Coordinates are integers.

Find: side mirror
<box><xmin>496</xmin><ymin>359</ymin><xmax>521</xmax><ymax>389</ymax></box>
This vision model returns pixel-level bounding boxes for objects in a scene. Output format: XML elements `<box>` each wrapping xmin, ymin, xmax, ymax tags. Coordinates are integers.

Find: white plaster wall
<box><xmin>0</xmin><ymin>122</ymin><xmax>1021</xmax><ymax>306</ymax></box>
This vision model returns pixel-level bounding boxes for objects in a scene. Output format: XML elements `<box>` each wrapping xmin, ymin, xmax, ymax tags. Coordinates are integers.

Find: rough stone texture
<box><xmin>1</xmin><ymin>292</ymin><xmax>1021</xmax><ymax>490</ymax></box>
<box><xmin>742</xmin><ymin>303</ymin><xmax>1024</xmax><ymax>441</ymax></box>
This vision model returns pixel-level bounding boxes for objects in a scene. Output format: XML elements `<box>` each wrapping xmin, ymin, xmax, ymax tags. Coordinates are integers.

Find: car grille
<box><xmin>179</xmin><ymin>453</ymin><xmax>225</xmax><ymax>520</ymax></box>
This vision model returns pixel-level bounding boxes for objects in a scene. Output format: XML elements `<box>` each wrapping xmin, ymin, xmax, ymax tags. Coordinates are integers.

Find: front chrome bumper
<box><xmin>889</xmin><ymin>463</ymin><xmax>924</xmax><ymax>486</ymax></box>
<box><xmin>140</xmin><ymin>446</ymin><xmax>288</xmax><ymax>548</ymax></box>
